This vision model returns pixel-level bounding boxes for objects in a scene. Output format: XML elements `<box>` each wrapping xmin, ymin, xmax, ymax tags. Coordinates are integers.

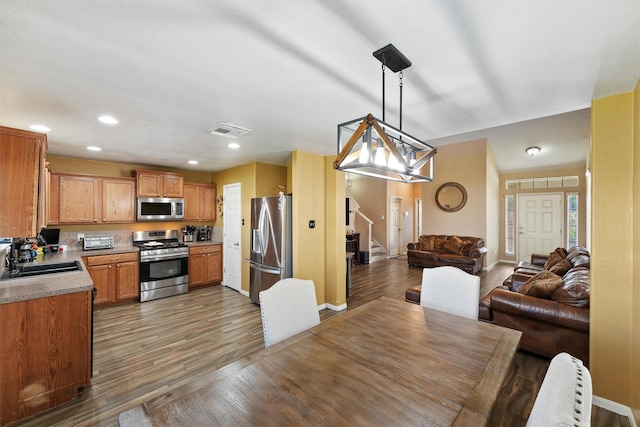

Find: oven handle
<box><xmin>140</xmin><ymin>252</ymin><xmax>189</xmax><ymax>262</ymax></box>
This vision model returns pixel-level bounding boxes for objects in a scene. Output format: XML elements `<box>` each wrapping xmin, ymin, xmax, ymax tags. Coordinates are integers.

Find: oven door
<box><xmin>140</xmin><ymin>254</ymin><xmax>189</xmax><ymax>293</ymax></box>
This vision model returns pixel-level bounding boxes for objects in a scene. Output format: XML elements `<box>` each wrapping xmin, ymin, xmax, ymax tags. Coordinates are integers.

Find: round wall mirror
<box><xmin>435</xmin><ymin>182</ymin><xmax>467</xmax><ymax>212</ymax></box>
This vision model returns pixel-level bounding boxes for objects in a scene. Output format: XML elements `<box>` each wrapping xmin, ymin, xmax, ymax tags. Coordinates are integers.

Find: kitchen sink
<box><xmin>1</xmin><ymin>261</ymin><xmax>82</xmax><ymax>280</ymax></box>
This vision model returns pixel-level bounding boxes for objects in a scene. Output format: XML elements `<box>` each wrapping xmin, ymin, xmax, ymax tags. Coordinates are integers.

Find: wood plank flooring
<box><xmin>10</xmin><ymin>258</ymin><xmax>630</xmax><ymax>426</ymax></box>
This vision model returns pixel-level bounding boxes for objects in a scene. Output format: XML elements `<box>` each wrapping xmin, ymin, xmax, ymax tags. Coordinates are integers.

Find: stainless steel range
<box><xmin>133</xmin><ymin>229</ymin><xmax>189</xmax><ymax>302</ymax></box>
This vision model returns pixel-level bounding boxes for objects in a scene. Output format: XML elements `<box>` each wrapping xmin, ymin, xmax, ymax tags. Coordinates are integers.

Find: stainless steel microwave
<box><xmin>137</xmin><ymin>197</ymin><xmax>184</xmax><ymax>221</ymax></box>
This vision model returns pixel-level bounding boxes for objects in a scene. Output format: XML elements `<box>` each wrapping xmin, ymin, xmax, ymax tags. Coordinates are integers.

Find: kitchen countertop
<box><xmin>0</xmin><ymin>250</ymin><xmax>95</xmax><ymax>304</ymax></box>
<box><xmin>0</xmin><ymin>242</ymin><xmax>223</xmax><ymax>304</ymax></box>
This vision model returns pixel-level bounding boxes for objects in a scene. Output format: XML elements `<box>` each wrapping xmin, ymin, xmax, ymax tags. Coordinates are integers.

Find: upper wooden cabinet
<box><xmin>0</xmin><ymin>126</ymin><xmax>48</xmax><ymax>237</ymax></box>
<box><xmin>135</xmin><ymin>170</ymin><xmax>184</xmax><ymax>198</ymax></box>
<box><xmin>50</xmin><ymin>173</ymin><xmax>135</xmax><ymax>224</ymax></box>
<box><xmin>183</xmin><ymin>182</ymin><xmax>217</xmax><ymax>221</ymax></box>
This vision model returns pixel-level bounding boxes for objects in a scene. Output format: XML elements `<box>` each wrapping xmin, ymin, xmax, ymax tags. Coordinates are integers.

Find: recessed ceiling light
<box><xmin>228</xmin><ymin>142</ymin><xmax>240</xmax><ymax>149</ymax></box>
<box><xmin>86</xmin><ymin>146</ymin><xmax>102</xmax><ymax>152</ymax></box>
<box><xmin>98</xmin><ymin>115</ymin><xmax>118</xmax><ymax>125</ymax></box>
<box><xmin>188</xmin><ymin>160</ymin><xmax>199</xmax><ymax>165</ymax></box>
<box><xmin>30</xmin><ymin>124</ymin><xmax>51</xmax><ymax>132</ymax></box>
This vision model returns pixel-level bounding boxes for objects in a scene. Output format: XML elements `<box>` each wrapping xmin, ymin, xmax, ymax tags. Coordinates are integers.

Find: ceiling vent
<box><xmin>206</xmin><ymin>122</ymin><xmax>252</xmax><ymax>139</ymax></box>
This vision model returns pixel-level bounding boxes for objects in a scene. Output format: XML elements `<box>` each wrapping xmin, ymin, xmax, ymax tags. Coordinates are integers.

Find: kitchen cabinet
<box><xmin>135</xmin><ymin>169</ymin><xmax>184</xmax><ymax>198</ymax></box>
<box><xmin>184</xmin><ymin>182</ymin><xmax>217</xmax><ymax>221</ymax></box>
<box><xmin>51</xmin><ymin>173</ymin><xmax>135</xmax><ymax>224</ymax></box>
<box><xmin>0</xmin><ymin>126</ymin><xmax>48</xmax><ymax>237</ymax></box>
<box><xmin>0</xmin><ymin>291</ymin><xmax>91</xmax><ymax>426</ymax></box>
<box><xmin>188</xmin><ymin>244</ymin><xmax>222</xmax><ymax>288</ymax></box>
<box><xmin>84</xmin><ymin>252</ymin><xmax>139</xmax><ymax>308</ymax></box>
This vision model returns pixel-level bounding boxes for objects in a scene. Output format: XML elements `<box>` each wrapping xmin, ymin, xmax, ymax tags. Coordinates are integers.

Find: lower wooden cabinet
<box><xmin>188</xmin><ymin>244</ymin><xmax>222</xmax><ymax>288</ymax></box>
<box><xmin>0</xmin><ymin>291</ymin><xmax>91</xmax><ymax>426</ymax></box>
<box><xmin>83</xmin><ymin>252</ymin><xmax>139</xmax><ymax>308</ymax></box>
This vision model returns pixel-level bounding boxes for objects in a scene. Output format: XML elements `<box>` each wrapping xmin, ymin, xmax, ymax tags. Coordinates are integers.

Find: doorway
<box><xmin>517</xmin><ymin>193</ymin><xmax>564</xmax><ymax>263</ymax></box>
<box><xmin>223</xmin><ymin>183</ymin><xmax>241</xmax><ymax>291</ymax></box>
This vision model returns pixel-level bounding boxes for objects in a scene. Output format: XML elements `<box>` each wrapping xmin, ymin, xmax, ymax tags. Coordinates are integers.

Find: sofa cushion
<box><xmin>518</xmin><ymin>271</ymin><xmax>564</xmax><ymax>299</ymax></box>
<box><xmin>419</xmin><ymin>235</ymin><xmax>437</xmax><ymax>251</ymax></box>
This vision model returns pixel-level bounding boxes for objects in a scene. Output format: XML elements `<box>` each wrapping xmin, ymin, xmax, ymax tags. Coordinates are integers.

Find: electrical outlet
<box><xmin>77</xmin><ymin>233</ymin><xmax>84</xmax><ymax>241</ymax></box>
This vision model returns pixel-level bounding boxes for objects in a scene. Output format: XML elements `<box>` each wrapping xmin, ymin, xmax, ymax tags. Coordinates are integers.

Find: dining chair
<box><xmin>526</xmin><ymin>352</ymin><xmax>592</xmax><ymax>426</ymax></box>
<box><xmin>419</xmin><ymin>266</ymin><xmax>480</xmax><ymax>320</ymax></box>
<box><xmin>259</xmin><ymin>278</ymin><xmax>320</xmax><ymax>348</ymax></box>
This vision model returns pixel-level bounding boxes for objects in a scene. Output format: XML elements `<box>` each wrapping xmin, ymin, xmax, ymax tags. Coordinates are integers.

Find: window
<box><xmin>567</xmin><ymin>193</ymin><xmax>578</xmax><ymax>248</ymax></box>
<box><xmin>505</xmin><ymin>195</ymin><xmax>515</xmax><ymax>255</ymax></box>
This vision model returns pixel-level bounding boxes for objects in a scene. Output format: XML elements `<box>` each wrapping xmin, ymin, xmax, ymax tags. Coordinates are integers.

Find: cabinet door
<box><xmin>136</xmin><ymin>172</ymin><xmax>162</xmax><ymax>197</ymax></box>
<box><xmin>188</xmin><ymin>253</ymin><xmax>206</xmax><ymax>287</ymax></box>
<box><xmin>207</xmin><ymin>251</ymin><xmax>222</xmax><ymax>283</ymax></box>
<box><xmin>201</xmin><ymin>185</ymin><xmax>216</xmax><ymax>221</ymax></box>
<box><xmin>102</xmin><ymin>178</ymin><xmax>135</xmax><ymax>223</ymax></box>
<box><xmin>0</xmin><ymin>127</ymin><xmax>46</xmax><ymax>237</ymax></box>
<box><xmin>183</xmin><ymin>183</ymin><xmax>200</xmax><ymax>221</ymax></box>
<box><xmin>58</xmin><ymin>175</ymin><xmax>99</xmax><ymax>223</ymax></box>
<box><xmin>46</xmin><ymin>165</ymin><xmax>59</xmax><ymax>225</ymax></box>
<box><xmin>115</xmin><ymin>261</ymin><xmax>139</xmax><ymax>300</ymax></box>
<box><xmin>163</xmin><ymin>175</ymin><xmax>184</xmax><ymax>197</ymax></box>
<box><xmin>88</xmin><ymin>264</ymin><xmax>114</xmax><ymax>305</ymax></box>
<box><xmin>0</xmin><ymin>291</ymin><xmax>91</xmax><ymax>426</ymax></box>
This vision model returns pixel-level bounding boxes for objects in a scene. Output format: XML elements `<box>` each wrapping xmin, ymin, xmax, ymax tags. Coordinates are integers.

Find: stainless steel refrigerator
<box><xmin>248</xmin><ymin>193</ymin><xmax>292</xmax><ymax>304</ymax></box>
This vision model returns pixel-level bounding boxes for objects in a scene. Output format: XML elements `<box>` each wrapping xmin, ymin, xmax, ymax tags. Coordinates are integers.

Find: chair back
<box><xmin>420</xmin><ymin>266</ymin><xmax>480</xmax><ymax>319</ymax></box>
<box><xmin>259</xmin><ymin>278</ymin><xmax>320</xmax><ymax>348</ymax></box>
<box><xmin>526</xmin><ymin>352</ymin><xmax>592</xmax><ymax>426</ymax></box>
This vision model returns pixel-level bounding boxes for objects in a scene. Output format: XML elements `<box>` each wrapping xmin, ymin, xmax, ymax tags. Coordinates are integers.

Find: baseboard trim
<box><xmin>324</xmin><ymin>302</ymin><xmax>347</xmax><ymax>311</ymax></box>
<box><xmin>592</xmin><ymin>395</ymin><xmax>638</xmax><ymax>427</ymax></box>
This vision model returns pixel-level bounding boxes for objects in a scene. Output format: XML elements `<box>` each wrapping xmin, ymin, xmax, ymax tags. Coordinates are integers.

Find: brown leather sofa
<box><xmin>407</xmin><ymin>235</ymin><xmax>487</xmax><ymax>275</ymax></box>
<box><xmin>406</xmin><ymin>246</ymin><xmax>591</xmax><ymax>366</ymax></box>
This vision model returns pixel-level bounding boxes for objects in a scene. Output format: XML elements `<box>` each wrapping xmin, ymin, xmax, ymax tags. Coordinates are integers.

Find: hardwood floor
<box><xmin>11</xmin><ymin>258</ymin><xmax>630</xmax><ymax>426</ymax></box>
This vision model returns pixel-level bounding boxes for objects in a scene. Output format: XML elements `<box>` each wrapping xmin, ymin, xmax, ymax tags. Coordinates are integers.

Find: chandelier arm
<box><xmin>334</xmin><ymin>114</ymin><xmax>373</xmax><ymax>169</ymax></box>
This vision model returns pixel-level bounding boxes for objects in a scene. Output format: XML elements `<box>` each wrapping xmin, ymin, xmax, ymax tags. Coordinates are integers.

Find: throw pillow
<box><xmin>458</xmin><ymin>240</ymin><xmax>475</xmax><ymax>256</ymax></box>
<box><xmin>518</xmin><ymin>271</ymin><xmax>564</xmax><ymax>299</ymax></box>
<box><xmin>543</xmin><ymin>250</ymin><xmax>566</xmax><ymax>270</ymax></box>
<box><xmin>548</xmin><ymin>259</ymin><xmax>572</xmax><ymax>276</ymax></box>
<box><xmin>440</xmin><ymin>235</ymin><xmax>464</xmax><ymax>255</ymax></box>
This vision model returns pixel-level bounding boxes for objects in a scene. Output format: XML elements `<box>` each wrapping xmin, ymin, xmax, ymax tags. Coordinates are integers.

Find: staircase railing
<box><xmin>354</xmin><ymin>210</ymin><xmax>373</xmax><ymax>255</ymax></box>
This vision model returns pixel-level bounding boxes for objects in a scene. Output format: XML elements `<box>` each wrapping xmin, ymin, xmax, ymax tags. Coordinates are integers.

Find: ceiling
<box><xmin>1</xmin><ymin>1</ymin><xmax>639</xmax><ymax>174</ymax></box>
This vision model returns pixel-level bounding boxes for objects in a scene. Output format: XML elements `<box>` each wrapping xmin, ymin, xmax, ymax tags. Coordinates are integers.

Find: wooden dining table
<box><xmin>118</xmin><ymin>296</ymin><xmax>521</xmax><ymax>426</ymax></box>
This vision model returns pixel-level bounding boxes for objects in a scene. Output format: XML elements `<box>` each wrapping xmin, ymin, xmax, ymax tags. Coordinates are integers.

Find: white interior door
<box><xmin>415</xmin><ymin>198</ymin><xmax>422</xmax><ymax>240</ymax></box>
<box><xmin>389</xmin><ymin>197</ymin><xmax>401</xmax><ymax>257</ymax></box>
<box><xmin>517</xmin><ymin>193</ymin><xmax>563</xmax><ymax>263</ymax></box>
<box><xmin>223</xmin><ymin>183</ymin><xmax>241</xmax><ymax>291</ymax></box>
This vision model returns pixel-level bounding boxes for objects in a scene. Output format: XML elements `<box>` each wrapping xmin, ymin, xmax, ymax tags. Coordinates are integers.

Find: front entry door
<box><xmin>223</xmin><ymin>183</ymin><xmax>241</xmax><ymax>291</ymax></box>
<box><xmin>517</xmin><ymin>193</ymin><xmax>563</xmax><ymax>263</ymax></box>
<box><xmin>389</xmin><ymin>197</ymin><xmax>401</xmax><ymax>257</ymax></box>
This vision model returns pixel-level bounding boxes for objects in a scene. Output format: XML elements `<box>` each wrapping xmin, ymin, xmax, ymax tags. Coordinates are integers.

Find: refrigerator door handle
<box><xmin>248</xmin><ymin>261</ymin><xmax>282</xmax><ymax>276</ymax></box>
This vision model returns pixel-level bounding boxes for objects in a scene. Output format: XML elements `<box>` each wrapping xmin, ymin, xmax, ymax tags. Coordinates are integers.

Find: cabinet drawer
<box><xmin>85</xmin><ymin>251</ymin><xmax>139</xmax><ymax>266</ymax></box>
<box><xmin>189</xmin><ymin>245</ymin><xmax>221</xmax><ymax>255</ymax></box>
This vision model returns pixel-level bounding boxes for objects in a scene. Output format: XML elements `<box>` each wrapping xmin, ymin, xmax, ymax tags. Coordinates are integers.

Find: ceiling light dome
<box><xmin>526</xmin><ymin>146</ymin><xmax>541</xmax><ymax>156</ymax></box>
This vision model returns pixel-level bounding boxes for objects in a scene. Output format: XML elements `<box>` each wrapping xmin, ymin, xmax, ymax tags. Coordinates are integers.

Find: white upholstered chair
<box><xmin>419</xmin><ymin>266</ymin><xmax>480</xmax><ymax>320</ymax></box>
<box><xmin>259</xmin><ymin>278</ymin><xmax>320</xmax><ymax>348</ymax></box>
<box><xmin>527</xmin><ymin>352</ymin><xmax>592</xmax><ymax>426</ymax></box>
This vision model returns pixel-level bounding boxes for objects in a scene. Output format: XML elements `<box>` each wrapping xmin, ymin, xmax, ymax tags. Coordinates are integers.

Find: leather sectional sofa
<box><xmin>406</xmin><ymin>246</ymin><xmax>591</xmax><ymax>366</ymax></box>
<box><xmin>406</xmin><ymin>235</ymin><xmax>487</xmax><ymax>275</ymax></box>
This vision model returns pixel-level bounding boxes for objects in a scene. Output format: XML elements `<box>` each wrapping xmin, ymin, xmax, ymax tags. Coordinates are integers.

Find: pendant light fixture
<box><xmin>334</xmin><ymin>44</ymin><xmax>437</xmax><ymax>183</ymax></box>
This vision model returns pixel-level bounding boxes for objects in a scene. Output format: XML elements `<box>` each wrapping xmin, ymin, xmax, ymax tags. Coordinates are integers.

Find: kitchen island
<box><xmin>0</xmin><ymin>251</ymin><xmax>96</xmax><ymax>426</ymax></box>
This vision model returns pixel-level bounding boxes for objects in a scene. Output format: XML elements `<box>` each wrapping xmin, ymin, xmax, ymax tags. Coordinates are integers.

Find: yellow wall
<box><xmin>590</xmin><ymin>82</ymin><xmax>639</xmax><ymax>413</ymax></box>
<box><xmin>325</xmin><ymin>157</ymin><xmax>346</xmax><ymax>306</ymax></box>
<box><xmin>255</xmin><ymin>162</ymin><xmax>288</xmax><ymax>197</ymax></box>
<box><xmin>211</xmin><ymin>162</ymin><xmax>256</xmax><ymax>293</ymax></box>
<box><xmin>498</xmin><ymin>165</ymin><xmax>588</xmax><ymax>261</ymax></box>
<box><xmin>290</xmin><ymin>151</ymin><xmax>329</xmax><ymax>305</ymax></box>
